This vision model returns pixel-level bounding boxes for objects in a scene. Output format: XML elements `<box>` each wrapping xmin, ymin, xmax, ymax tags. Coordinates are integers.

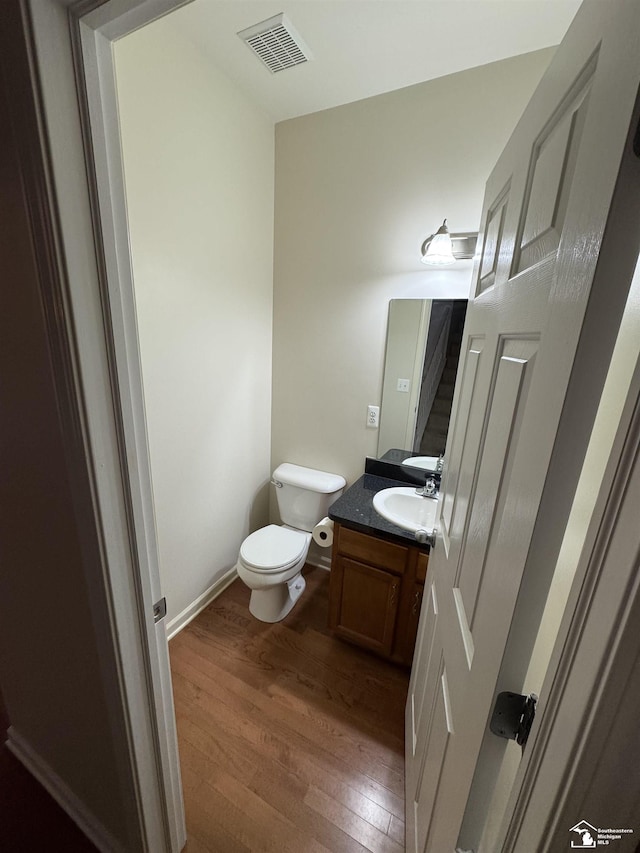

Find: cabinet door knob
<box><xmin>415</xmin><ymin>527</ymin><xmax>437</xmax><ymax>548</ymax></box>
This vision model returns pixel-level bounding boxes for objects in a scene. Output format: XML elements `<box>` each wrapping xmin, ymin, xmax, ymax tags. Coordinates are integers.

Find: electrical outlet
<box><xmin>367</xmin><ymin>405</ymin><xmax>380</xmax><ymax>429</ymax></box>
<box><xmin>397</xmin><ymin>378</ymin><xmax>410</xmax><ymax>393</ymax></box>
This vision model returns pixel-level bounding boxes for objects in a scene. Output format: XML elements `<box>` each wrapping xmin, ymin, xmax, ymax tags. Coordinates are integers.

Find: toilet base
<box><xmin>248</xmin><ymin>573</ymin><xmax>307</xmax><ymax>623</ymax></box>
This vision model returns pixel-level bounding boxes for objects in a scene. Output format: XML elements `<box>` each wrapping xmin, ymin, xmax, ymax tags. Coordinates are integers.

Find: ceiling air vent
<box><xmin>237</xmin><ymin>13</ymin><xmax>313</xmax><ymax>74</ymax></box>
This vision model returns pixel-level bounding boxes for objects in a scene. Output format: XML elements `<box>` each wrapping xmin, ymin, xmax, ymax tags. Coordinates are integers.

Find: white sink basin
<box><xmin>372</xmin><ymin>487</ymin><xmax>438</xmax><ymax>533</ymax></box>
<box><xmin>401</xmin><ymin>455</ymin><xmax>440</xmax><ymax>471</ymax></box>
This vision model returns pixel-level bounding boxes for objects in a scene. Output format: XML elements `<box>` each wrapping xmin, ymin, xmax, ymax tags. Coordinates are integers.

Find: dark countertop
<box><xmin>328</xmin><ymin>472</ymin><xmax>431</xmax><ymax>551</ymax></box>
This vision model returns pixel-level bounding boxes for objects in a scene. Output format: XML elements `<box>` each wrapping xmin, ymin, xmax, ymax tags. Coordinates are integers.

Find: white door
<box><xmin>406</xmin><ymin>2</ymin><xmax>640</xmax><ymax>850</ymax></box>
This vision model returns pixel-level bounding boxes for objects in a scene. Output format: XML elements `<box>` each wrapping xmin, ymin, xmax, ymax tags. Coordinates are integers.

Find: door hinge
<box><xmin>490</xmin><ymin>691</ymin><xmax>538</xmax><ymax>753</ymax></box>
<box><xmin>153</xmin><ymin>597</ymin><xmax>167</xmax><ymax>623</ymax></box>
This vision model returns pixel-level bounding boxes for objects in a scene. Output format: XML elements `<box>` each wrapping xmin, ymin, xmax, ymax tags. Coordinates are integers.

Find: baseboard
<box><xmin>166</xmin><ymin>556</ymin><xmax>330</xmax><ymax>641</ymax></box>
<box><xmin>7</xmin><ymin>727</ymin><xmax>124</xmax><ymax>853</ymax></box>
<box><xmin>166</xmin><ymin>567</ymin><xmax>238</xmax><ymax>640</ymax></box>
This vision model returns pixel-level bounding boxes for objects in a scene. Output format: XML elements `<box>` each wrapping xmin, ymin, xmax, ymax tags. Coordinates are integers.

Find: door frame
<box><xmin>15</xmin><ymin>0</ymin><xmax>640</xmax><ymax>849</ymax></box>
<box><xmin>11</xmin><ymin>0</ymin><xmax>193</xmax><ymax>849</ymax></box>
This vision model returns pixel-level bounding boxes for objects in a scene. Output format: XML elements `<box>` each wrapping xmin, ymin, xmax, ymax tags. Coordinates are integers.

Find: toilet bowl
<box><xmin>236</xmin><ymin>525</ymin><xmax>311</xmax><ymax>622</ymax></box>
<box><xmin>235</xmin><ymin>463</ymin><xmax>345</xmax><ymax>623</ymax></box>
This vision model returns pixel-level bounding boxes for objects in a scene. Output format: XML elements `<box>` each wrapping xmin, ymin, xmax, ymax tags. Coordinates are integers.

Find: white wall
<box><xmin>272</xmin><ymin>49</ymin><xmax>555</xmax><ymax>489</ymax></box>
<box><xmin>114</xmin><ymin>39</ymin><xmax>554</xmax><ymax>618</ymax></box>
<box><xmin>115</xmin><ymin>16</ymin><xmax>274</xmax><ymax>627</ymax></box>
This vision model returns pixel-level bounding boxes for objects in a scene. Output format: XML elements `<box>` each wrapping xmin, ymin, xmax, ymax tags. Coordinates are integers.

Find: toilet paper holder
<box><xmin>312</xmin><ymin>517</ymin><xmax>334</xmax><ymax>547</ymax></box>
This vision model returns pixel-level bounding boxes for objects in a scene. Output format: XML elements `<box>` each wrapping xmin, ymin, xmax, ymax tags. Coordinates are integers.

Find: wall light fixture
<box><xmin>421</xmin><ymin>219</ymin><xmax>478</xmax><ymax>266</ymax></box>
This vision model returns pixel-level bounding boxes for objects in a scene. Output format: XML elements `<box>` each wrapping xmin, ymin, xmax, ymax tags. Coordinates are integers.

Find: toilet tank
<box><xmin>273</xmin><ymin>463</ymin><xmax>346</xmax><ymax>532</ymax></box>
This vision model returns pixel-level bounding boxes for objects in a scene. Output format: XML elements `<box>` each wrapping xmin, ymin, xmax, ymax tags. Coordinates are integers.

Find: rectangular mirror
<box><xmin>377</xmin><ymin>298</ymin><xmax>467</xmax><ymax>468</ymax></box>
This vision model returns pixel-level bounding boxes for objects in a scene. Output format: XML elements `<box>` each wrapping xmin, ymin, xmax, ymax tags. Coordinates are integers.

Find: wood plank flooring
<box><xmin>170</xmin><ymin>565</ymin><xmax>410</xmax><ymax>853</ymax></box>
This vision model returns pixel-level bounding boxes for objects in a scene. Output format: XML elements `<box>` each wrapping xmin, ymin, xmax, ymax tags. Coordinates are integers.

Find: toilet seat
<box><xmin>240</xmin><ymin>525</ymin><xmax>308</xmax><ymax>573</ymax></box>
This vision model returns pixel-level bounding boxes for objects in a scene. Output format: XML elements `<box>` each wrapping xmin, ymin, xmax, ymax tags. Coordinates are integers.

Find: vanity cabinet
<box><xmin>328</xmin><ymin>523</ymin><xmax>429</xmax><ymax>666</ymax></box>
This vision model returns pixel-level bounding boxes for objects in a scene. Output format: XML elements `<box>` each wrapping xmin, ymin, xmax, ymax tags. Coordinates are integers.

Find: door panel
<box><xmin>457</xmin><ymin>339</ymin><xmax>539</xmax><ymax>632</ymax></box>
<box><xmin>478</xmin><ymin>184</ymin><xmax>510</xmax><ymax>293</ymax></box>
<box><xmin>409</xmin><ymin>581</ymin><xmax>439</xmax><ymax>757</ymax></box>
<box><xmin>515</xmin><ymin>63</ymin><xmax>595</xmax><ymax>274</ymax></box>
<box><xmin>440</xmin><ymin>338</ymin><xmax>485</xmax><ymax>552</ymax></box>
<box><xmin>414</xmin><ymin>663</ymin><xmax>452</xmax><ymax>853</ymax></box>
<box><xmin>406</xmin><ymin>2</ymin><xmax>640</xmax><ymax>850</ymax></box>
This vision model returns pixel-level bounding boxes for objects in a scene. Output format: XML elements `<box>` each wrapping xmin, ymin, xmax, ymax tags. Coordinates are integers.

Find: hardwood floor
<box><xmin>170</xmin><ymin>565</ymin><xmax>410</xmax><ymax>853</ymax></box>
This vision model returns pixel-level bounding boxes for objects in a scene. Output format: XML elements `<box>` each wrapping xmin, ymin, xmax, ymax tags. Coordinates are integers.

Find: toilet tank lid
<box><xmin>273</xmin><ymin>463</ymin><xmax>346</xmax><ymax>494</ymax></box>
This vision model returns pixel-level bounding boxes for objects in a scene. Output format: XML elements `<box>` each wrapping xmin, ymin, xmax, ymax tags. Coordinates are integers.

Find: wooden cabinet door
<box><xmin>330</xmin><ymin>557</ymin><xmax>400</xmax><ymax>656</ymax></box>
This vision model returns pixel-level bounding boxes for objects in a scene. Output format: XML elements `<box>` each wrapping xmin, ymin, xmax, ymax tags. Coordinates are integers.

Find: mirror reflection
<box><xmin>377</xmin><ymin>299</ymin><xmax>467</xmax><ymax>470</ymax></box>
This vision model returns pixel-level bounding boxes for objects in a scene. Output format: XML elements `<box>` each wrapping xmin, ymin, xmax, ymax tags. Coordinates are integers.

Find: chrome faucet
<box><xmin>415</xmin><ymin>476</ymin><xmax>438</xmax><ymax>498</ymax></box>
<box><xmin>436</xmin><ymin>454</ymin><xmax>444</xmax><ymax>473</ymax></box>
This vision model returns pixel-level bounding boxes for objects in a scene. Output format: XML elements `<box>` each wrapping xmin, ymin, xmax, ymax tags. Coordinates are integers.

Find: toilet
<box><xmin>236</xmin><ymin>463</ymin><xmax>346</xmax><ymax>623</ymax></box>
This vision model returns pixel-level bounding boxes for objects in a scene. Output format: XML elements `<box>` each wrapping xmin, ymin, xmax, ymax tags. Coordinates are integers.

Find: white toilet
<box><xmin>236</xmin><ymin>463</ymin><xmax>346</xmax><ymax>623</ymax></box>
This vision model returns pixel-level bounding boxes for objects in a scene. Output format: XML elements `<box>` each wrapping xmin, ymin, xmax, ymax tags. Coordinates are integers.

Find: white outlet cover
<box><xmin>397</xmin><ymin>379</ymin><xmax>410</xmax><ymax>392</ymax></box>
